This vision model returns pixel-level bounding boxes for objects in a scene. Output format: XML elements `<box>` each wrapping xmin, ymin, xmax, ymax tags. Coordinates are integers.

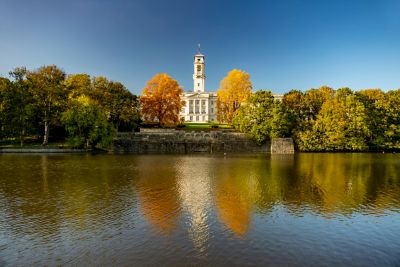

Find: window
<box><xmin>201</xmin><ymin>100</ymin><xmax>206</xmax><ymax>105</ymax></box>
<box><xmin>190</xmin><ymin>116</ymin><xmax>193</xmax><ymax>121</ymax></box>
<box><xmin>197</xmin><ymin>58</ymin><xmax>200</xmax><ymax>62</ymax></box>
<box><xmin>198</xmin><ymin>83</ymin><xmax>200</xmax><ymax>87</ymax></box>
<box><xmin>211</xmin><ymin>108</ymin><xmax>214</xmax><ymax>113</ymax></box>
<box><xmin>196</xmin><ymin>100</ymin><xmax>199</xmax><ymax>105</ymax></box>
<box><xmin>189</xmin><ymin>100</ymin><xmax>193</xmax><ymax>105</ymax></box>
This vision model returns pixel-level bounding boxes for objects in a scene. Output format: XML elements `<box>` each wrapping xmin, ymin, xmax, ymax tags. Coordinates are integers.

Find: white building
<box><xmin>180</xmin><ymin>46</ymin><xmax>218</xmax><ymax>123</ymax></box>
<box><xmin>179</xmin><ymin>46</ymin><xmax>284</xmax><ymax>123</ymax></box>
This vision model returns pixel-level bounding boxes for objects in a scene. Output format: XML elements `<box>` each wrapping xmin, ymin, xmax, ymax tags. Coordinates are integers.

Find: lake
<box><xmin>0</xmin><ymin>153</ymin><xmax>399</xmax><ymax>266</ymax></box>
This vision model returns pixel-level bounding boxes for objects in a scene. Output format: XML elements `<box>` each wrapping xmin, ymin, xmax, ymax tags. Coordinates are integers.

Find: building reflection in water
<box><xmin>134</xmin><ymin>153</ymin><xmax>400</xmax><ymax>239</ymax></box>
<box><xmin>176</xmin><ymin>157</ymin><xmax>213</xmax><ymax>253</ymax></box>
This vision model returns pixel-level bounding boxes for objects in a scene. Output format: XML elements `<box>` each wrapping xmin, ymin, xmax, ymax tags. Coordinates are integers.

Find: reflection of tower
<box><xmin>193</xmin><ymin>44</ymin><xmax>205</xmax><ymax>93</ymax></box>
<box><xmin>176</xmin><ymin>157</ymin><xmax>212</xmax><ymax>253</ymax></box>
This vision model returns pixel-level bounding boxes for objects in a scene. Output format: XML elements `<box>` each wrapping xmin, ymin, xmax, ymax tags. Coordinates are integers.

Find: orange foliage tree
<box><xmin>140</xmin><ymin>73</ymin><xmax>184</xmax><ymax>126</ymax></box>
<box><xmin>216</xmin><ymin>69</ymin><xmax>252</xmax><ymax>123</ymax></box>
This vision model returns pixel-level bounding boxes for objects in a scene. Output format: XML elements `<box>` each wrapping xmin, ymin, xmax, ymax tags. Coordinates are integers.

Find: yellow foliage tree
<box><xmin>140</xmin><ymin>73</ymin><xmax>184</xmax><ymax>126</ymax></box>
<box><xmin>216</xmin><ymin>69</ymin><xmax>252</xmax><ymax>123</ymax></box>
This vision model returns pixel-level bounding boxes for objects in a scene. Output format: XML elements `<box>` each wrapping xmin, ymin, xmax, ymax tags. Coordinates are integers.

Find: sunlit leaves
<box><xmin>217</xmin><ymin>69</ymin><xmax>252</xmax><ymax>123</ymax></box>
<box><xmin>140</xmin><ymin>73</ymin><xmax>184</xmax><ymax>126</ymax></box>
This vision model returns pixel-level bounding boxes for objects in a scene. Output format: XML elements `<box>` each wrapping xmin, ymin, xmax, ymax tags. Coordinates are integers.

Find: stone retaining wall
<box><xmin>114</xmin><ymin>129</ymin><xmax>269</xmax><ymax>154</ymax></box>
<box><xmin>271</xmin><ymin>138</ymin><xmax>295</xmax><ymax>154</ymax></box>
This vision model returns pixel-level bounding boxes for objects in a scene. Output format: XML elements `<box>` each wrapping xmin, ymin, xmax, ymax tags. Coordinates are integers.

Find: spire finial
<box><xmin>198</xmin><ymin>43</ymin><xmax>201</xmax><ymax>54</ymax></box>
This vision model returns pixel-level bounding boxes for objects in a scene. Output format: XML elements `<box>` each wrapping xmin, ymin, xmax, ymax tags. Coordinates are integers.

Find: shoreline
<box><xmin>0</xmin><ymin>148</ymin><xmax>92</xmax><ymax>153</ymax></box>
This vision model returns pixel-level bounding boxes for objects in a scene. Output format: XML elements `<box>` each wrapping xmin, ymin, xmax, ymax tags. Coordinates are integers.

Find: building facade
<box><xmin>180</xmin><ymin>46</ymin><xmax>218</xmax><ymax>123</ymax></box>
<box><xmin>179</xmin><ymin>46</ymin><xmax>284</xmax><ymax>123</ymax></box>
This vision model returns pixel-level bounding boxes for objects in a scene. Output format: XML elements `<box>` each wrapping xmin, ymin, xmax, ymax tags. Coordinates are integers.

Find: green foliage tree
<box><xmin>62</xmin><ymin>96</ymin><xmax>114</xmax><ymax>149</ymax></box>
<box><xmin>0</xmin><ymin>69</ymin><xmax>36</xmax><ymax>145</ymax></box>
<box><xmin>377</xmin><ymin>89</ymin><xmax>400</xmax><ymax>149</ymax></box>
<box><xmin>0</xmin><ymin>77</ymin><xmax>12</xmax><ymax>139</ymax></box>
<box><xmin>96</xmin><ymin>79</ymin><xmax>140</xmax><ymax>131</ymax></box>
<box><xmin>355</xmin><ymin>89</ymin><xmax>386</xmax><ymax>148</ymax></box>
<box><xmin>299</xmin><ymin>88</ymin><xmax>370</xmax><ymax>151</ymax></box>
<box><xmin>65</xmin><ymin>74</ymin><xmax>140</xmax><ymax>132</ymax></box>
<box><xmin>27</xmin><ymin>65</ymin><xmax>67</xmax><ymax>145</ymax></box>
<box><xmin>233</xmin><ymin>90</ymin><xmax>276</xmax><ymax>144</ymax></box>
<box><xmin>303</xmin><ymin>86</ymin><xmax>334</xmax><ymax>121</ymax></box>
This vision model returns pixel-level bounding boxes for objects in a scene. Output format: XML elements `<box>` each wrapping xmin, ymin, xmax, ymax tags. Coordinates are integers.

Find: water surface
<box><xmin>0</xmin><ymin>153</ymin><xmax>399</xmax><ymax>266</ymax></box>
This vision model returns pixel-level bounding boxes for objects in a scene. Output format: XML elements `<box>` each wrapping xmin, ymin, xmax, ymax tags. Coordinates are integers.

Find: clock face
<box><xmin>197</xmin><ymin>65</ymin><xmax>201</xmax><ymax>72</ymax></box>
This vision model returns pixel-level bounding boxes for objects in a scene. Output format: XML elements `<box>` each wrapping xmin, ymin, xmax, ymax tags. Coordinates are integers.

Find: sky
<box><xmin>0</xmin><ymin>0</ymin><xmax>399</xmax><ymax>95</ymax></box>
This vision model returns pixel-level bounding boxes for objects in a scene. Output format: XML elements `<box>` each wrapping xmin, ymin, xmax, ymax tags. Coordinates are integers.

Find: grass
<box><xmin>0</xmin><ymin>137</ymin><xmax>71</xmax><ymax>149</ymax></box>
<box><xmin>180</xmin><ymin>123</ymin><xmax>233</xmax><ymax>130</ymax></box>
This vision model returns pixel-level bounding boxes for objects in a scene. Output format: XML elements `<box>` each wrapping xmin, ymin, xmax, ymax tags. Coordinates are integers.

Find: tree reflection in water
<box><xmin>0</xmin><ymin>153</ymin><xmax>399</xmax><ymax>266</ymax></box>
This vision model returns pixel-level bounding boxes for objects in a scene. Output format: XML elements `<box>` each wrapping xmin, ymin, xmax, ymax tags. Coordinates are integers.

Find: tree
<box><xmin>299</xmin><ymin>88</ymin><xmax>370</xmax><ymax>151</ymax></box>
<box><xmin>0</xmin><ymin>77</ymin><xmax>12</xmax><ymax>139</ymax></box>
<box><xmin>0</xmin><ymin>69</ymin><xmax>36</xmax><ymax>145</ymax></box>
<box><xmin>66</xmin><ymin>75</ymin><xmax>140</xmax><ymax>132</ymax></box>
<box><xmin>281</xmin><ymin>90</ymin><xmax>307</xmax><ymax>135</ymax></box>
<box><xmin>216</xmin><ymin>69</ymin><xmax>252</xmax><ymax>123</ymax></box>
<box><xmin>140</xmin><ymin>73</ymin><xmax>184</xmax><ymax>126</ymax></box>
<box><xmin>356</xmin><ymin>89</ymin><xmax>386</xmax><ymax>148</ymax></box>
<box><xmin>376</xmin><ymin>89</ymin><xmax>400</xmax><ymax>149</ymax></box>
<box><xmin>27</xmin><ymin>65</ymin><xmax>67</xmax><ymax>145</ymax></box>
<box><xmin>232</xmin><ymin>90</ymin><xmax>275</xmax><ymax>144</ymax></box>
<box><xmin>282</xmin><ymin>89</ymin><xmax>305</xmax><ymax>119</ymax></box>
<box><xmin>303</xmin><ymin>86</ymin><xmax>334</xmax><ymax>121</ymax></box>
<box><xmin>62</xmin><ymin>95</ymin><xmax>114</xmax><ymax>149</ymax></box>
<box><xmin>97</xmin><ymin>79</ymin><xmax>140</xmax><ymax>131</ymax></box>
<box><xmin>64</xmin><ymin>73</ymin><xmax>92</xmax><ymax>98</ymax></box>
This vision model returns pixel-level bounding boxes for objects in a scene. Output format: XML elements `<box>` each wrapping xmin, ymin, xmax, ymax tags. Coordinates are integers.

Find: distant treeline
<box><xmin>233</xmin><ymin>87</ymin><xmax>400</xmax><ymax>151</ymax></box>
<box><xmin>2</xmin><ymin>65</ymin><xmax>399</xmax><ymax>151</ymax></box>
<box><xmin>0</xmin><ymin>65</ymin><xmax>140</xmax><ymax>148</ymax></box>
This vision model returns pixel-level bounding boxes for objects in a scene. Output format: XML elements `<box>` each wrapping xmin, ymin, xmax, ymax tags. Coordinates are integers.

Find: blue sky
<box><xmin>0</xmin><ymin>0</ymin><xmax>399</xmax><ymax>95</ymax></box>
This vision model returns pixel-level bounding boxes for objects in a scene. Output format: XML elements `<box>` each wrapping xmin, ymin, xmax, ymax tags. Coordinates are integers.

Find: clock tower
<box><xmin>193</xmin><ymin>44</ymin><xmax>205</xmax><ymax>93</ymax></box>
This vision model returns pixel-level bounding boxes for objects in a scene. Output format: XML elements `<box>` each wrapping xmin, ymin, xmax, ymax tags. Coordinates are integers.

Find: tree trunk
<box><xmin>20</xmin><ymin>129</ymin><xmax>25</xmax><ymax>147</ymax></box>
<box><xmin>115</xmin><ymin>121</ymin><xmax>120</xmax><ymax>133</ymax></box>
<box><xmin>43</xmin><ymin>121</ymin><xmax>49</xmax><ymax>146</ymax></box>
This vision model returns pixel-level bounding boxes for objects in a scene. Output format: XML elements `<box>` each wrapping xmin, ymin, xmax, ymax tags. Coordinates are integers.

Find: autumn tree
<box><xmin>140</xmin><ymin>73</ymin><xmax>184</xmax><ymax>126</ymax></box>
<box><xmin>216</xmin><ymin>69</ymin><xmax>252</xmax><ymax>123</ymax></box>
<box><xmin>64</xmin><ymin>73</ymin><xmax>92</xmax><ymax>98</ymax></box>
<box><xmin>27</xmin><ymin>65</ymin><xmax>67</xmax><ymax>145</ymax></box>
